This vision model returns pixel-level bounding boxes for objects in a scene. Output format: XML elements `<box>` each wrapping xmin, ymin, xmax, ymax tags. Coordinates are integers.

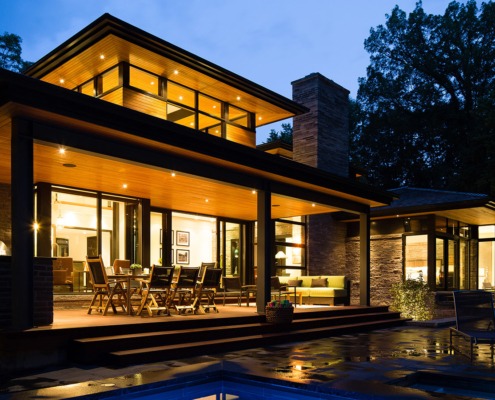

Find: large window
<box><xmin>479</xmin><ymin>225</ymin><xmax>495</xmax><ymax>289</ymax></box>
<box><xmin>49</xmin><ymin>187</ymin><xmax>139</xmax><ymax>292</ymax></box>
<box><xmin>274</xmin><ymin>216</ymin><xmax>306</xmax><ymax>277</ymax></box>
<box><xmin>74</xmin><ymin>63</ymin><xmax>255</xmax><ymax>143</ymax></box>
<box><xmin>404</xmin><ymin>235</ymin><xmax>428</xmax><ymax>282</ymax></box>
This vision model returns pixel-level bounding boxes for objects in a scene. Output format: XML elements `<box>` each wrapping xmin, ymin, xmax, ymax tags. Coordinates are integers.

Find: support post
<box><xmin>256</xmin><ymin>184</ymin><xmax>272</xmax><ymax>314</ymax></box>
<box><xmin>11</xmin><ymin>118</ymin><xmax>34</xmax><ymax>329</ymax></box>
<box><xmin>359</xmin><ymin>210</ymin><xmax>370</xmax><ymax>306</ymax></box>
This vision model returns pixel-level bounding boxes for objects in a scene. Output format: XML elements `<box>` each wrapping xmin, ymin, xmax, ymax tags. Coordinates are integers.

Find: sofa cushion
<box><xmin>300</xmin><ymin>276</ymin><xmax>313</xmax><ymax>288</ymax></box>
<box><xmin>311</xmin><ymin>278</ymin><xmax>328</xmax><ymax>287</ymax></box>
<box><xmin>288</xmin><ymin>279</ymin><xmax>303</xmax><ymax>287</ymax></box>
<box><xmin>327</xmin><ymin>276</ymin><xmax>345</xmax><ymax>289</ymax></box>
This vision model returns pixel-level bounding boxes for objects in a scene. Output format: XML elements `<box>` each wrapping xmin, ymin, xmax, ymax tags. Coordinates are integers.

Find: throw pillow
<box><xmin>288</xmin><ymin>279</ymin><xmax>302</xmax><ymax>287</ymax></box>
<box><xmin>311</xmin><ymin>278</ymin><xmax>327</xmax><ymax>288</ymax></box>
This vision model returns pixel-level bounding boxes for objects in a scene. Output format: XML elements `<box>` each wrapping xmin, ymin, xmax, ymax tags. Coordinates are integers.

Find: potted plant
<box><xmin>265</xmin><ymin>299</ymin><xmax>294</xmax><ymax>324</ymax></box>
<box><xmin>130</xmin><ymin>263</ymin><xmax>142</xmax><ymax>276</ymax></box>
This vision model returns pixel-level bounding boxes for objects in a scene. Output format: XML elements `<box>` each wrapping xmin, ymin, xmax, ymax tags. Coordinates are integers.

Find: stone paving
<box><xmin>1</xmin><ymin>325</ymin><xmax>495</xmax><ymax>399</ymax></box>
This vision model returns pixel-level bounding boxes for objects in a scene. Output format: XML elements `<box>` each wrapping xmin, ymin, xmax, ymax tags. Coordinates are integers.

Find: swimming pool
<box><xmin>103</xmin><ymin>373</ymin><xmax>346</xmax><ymax>400</ymax></box>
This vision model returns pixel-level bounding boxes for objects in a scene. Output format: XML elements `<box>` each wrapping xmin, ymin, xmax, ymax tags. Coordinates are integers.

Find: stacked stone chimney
<box><xmin>292</xmin><ymin>73</ymin><xmax>350</xmax><ymax>276</ymax></box>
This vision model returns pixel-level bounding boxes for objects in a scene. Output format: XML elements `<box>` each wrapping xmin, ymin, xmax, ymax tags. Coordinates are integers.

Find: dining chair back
<box><xmin>137</xmin><ymin>265</ymin><xmax>175</xmax><ymax>316</ymax></box>
<box><xmin>85</xmin><ymin>255</ymin><xmax>127</xmax><ymax>315</ymax></box>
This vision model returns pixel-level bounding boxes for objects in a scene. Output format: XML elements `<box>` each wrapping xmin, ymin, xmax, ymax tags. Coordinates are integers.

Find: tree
<box><xmin>0</xmin><ymin>32</ymin><xmax>32</xmax><ymax>72</ymax></box>
<box><xmin>351</xmin><ymin>1</ymin><xmax>495</xmax><ymax>194</ymax></box>
<box><xmin>265</xmin><ymin>123</ymin><xmax>293</xmax><ymax>144</ymax></box>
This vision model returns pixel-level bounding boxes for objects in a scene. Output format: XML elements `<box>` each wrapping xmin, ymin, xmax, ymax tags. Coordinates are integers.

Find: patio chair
<box><xmin>113</xmin><ymin>259</ymin><xmax>130</xmax><ymax>274</ymax></box>
<box><xmin>136</xmin><ymin>265</ymin><xmax>175</xmax><ymax>317</ymax></box>
<box><xmin>271</xmin><ymin>276</ymin><xmax>293</xmax><ymax>302</ymax></box>
<box><xmin>450</xmin><ymin>290</ymin><xmax>495</xmax><ymax>359</ymax></box>
<box><xmin>85</xmin><ymin>255</ymin><xmax>128</xmax><ymax>315</ymax></box>
<box><xmin>198</xmin><ymin>268</ymin><xmax>223</xmax><ymax>313</ymax></box>
<box><xmin>172</xmin><ymin>266</ymin><xmax>202</xmax><ymax>314</ymax></box>
<box><xmin>222</xmin><ymin>276</ymin><xmax>256</xmax><ymax>306</ymax></box>
<box><xmin>52</xmin><ymin>257</ymin><xmax>74</xmax><ymax>292</ymax></box>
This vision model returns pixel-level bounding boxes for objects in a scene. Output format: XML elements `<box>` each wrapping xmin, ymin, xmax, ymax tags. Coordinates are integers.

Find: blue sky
<box><xmin>1</xmin><ymin>0</ymin><xmax>462</xmax><ymax>143</ymax></box>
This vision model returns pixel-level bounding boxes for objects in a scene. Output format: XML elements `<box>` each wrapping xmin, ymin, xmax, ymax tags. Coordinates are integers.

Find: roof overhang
<box><xmin>23</xmin><ymin>13</ymin><xmax>308</xmax><ymax>128</ymax></box>
<box><xmin>0</xmin><ymin>68</ymin><xmax>393</xmax><ymax>221</ymax></box>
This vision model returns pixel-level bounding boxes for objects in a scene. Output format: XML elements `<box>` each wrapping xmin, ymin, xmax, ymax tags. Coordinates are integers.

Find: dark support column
<box><xmin>359</xmin><ymin>211</ymin><xmax>370</xmax><ymax>306</ymax></box>
<box><xmin>256</xmin><ymin>184</ymin><xmax>272</xmax><ymax>314</ymax></box>
<box><xmin>11</xmin><ymin>118</ymin><xmax>34</xmax><ymax>329</ymax></box>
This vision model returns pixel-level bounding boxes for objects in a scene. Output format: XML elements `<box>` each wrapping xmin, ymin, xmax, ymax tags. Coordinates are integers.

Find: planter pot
<box><xmin>132</xmin><ymin>268</ymin><xmax>142</xmax><ymax>276</ymax></box>
<box><xmin>265</xmin><ymin>306</ymin><xmax>294</xmax><ymax>324</ymax></box>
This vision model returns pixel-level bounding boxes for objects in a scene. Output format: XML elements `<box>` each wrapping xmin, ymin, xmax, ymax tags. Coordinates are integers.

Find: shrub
<box><xmin>390</xmin><ymin>279</ymin><xmax>434</xmax><ymax>321</ymax></box>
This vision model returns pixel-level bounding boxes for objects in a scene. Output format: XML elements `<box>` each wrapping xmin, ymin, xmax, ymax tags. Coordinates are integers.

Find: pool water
<box><xmin>106</xmin><ymin>377</ymin><xmax>344</xmax><ymax>400</ymax></box>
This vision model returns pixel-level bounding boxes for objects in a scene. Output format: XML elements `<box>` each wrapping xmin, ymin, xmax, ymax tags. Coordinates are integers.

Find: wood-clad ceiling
<box><xmin>29</xmin><ymin>34</ymin><xmax>297</xmax><ymax>128</ymax></box>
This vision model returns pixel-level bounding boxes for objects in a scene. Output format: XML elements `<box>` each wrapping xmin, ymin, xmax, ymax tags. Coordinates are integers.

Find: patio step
<box><xmin>69</xmin><ymin>307</ymin><xmax>405</xmax><ymax>366</ymax></box>
<box><xmin>106</xmin><ymin>317</ymin><xmax>405</xmax><ymax>366</ymax></box>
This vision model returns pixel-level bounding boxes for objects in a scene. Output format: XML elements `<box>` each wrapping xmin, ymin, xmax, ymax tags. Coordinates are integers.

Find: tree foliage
<box><xmin>266</xmin><ymin>122</ymin><xmax>293</xmax><ymax>144</ymax></box>
<box><xmin>0</xmin><ymin>32</ymin><xmax>32</xmax><ymax>72</ymax></box>
<box><xmin>351</xmin><ymin>1</ymin><xmax>495</xmax><ymax>194</ymax></box>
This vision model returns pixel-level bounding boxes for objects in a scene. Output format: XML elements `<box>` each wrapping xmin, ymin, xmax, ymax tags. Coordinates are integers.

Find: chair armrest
<box><xmin>242</xmin><ymin>285</ymin><xmax>257</xmax><ymax>289</ymax></box>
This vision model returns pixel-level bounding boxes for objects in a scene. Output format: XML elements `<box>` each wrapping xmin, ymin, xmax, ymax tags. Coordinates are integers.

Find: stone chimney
<box><xmin>292</xmin><ymin>72</ymin><xmax>350</xmax><ymax>177</ymax></box>
<box><xmin>291</xmin><ymin>73</ymin><xmax>350</xmax><ymax>277</ymax></box>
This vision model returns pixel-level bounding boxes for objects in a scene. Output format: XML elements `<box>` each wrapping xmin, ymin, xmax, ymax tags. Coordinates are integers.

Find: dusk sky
<box><xmin>1</xmin><ymin>0</ymin><xmax>464</xmax><ymax>143</ymax></box>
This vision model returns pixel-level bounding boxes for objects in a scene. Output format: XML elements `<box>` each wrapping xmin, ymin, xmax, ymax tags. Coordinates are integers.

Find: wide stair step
<box><xmin>70</xmin><ymin>306</ymin><xmax>406</xmax><ymax>366</ymax></box>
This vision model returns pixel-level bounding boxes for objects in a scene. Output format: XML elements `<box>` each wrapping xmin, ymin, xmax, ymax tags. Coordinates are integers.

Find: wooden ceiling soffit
<box><xmin>24</xmin><ymin>15</ymin><xmax>307</xmax><ymax>127</ymax></box>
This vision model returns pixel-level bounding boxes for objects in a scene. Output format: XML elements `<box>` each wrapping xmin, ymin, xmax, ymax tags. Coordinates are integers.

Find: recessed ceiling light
<box><xmin>252</xmin><ymin>190</ymin><xmax>256</xmax><ymax>194</ymax></box>
<box><xmin>99</xmin><ymin>54</ymin><xmax>105</xmax><ymax>60</ymax></box>
<box><xmin>205</xmin><ymin>199</ymin><xmax>209</xmax><ymax>203</ymax></box>
<box><xmin>122</xmin><ymin>184</ymin><xmax>128</xmax><ymax>189</ymax></box>
<box><xmin>173</xmin><ymin>70</ymin><xmax>179</xmax><ymax>75</ymax></box>
<box><xmin>258</xmin><ymin>116</ymin><xmax>262</xmax><ymax>121</ymax></box>
<box><xmin>58</xmin><ymin>147</ymin><xmax>66</xmax><ymax>154</ymax></box>
<box><xmin>236</xmin><ymin>96</ymin><xmax>241</xmax><ymax>101</ymax></box>
<box><xmin>59</xmin><ymin>78</ymin><xmax>65</xmax><ymax>84</ymax></box>
<box><xmin>171</xmin><ymin>171</ymin><xmax>176</xmax><ymax>177</ymax></box>
<box><xmin>312</xmin><ymin>203</ymin><xmax>316</xmax><ymax>207</ymax></box>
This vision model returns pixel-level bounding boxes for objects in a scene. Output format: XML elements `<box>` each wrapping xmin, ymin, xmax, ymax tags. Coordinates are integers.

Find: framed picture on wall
<box><xmin>177</xmin><ymin>231</ymin><xmax>190</xmax><ymax>246</ymax></box>
<box><xmin>171</xmin><ymin>249</ymin><xmax>174</xmax><ymax>264</ymax></box>
<box><xmin>177</xmin><ymin>249</ymin><xmax>189</xmax><ymax>264</ymax></box>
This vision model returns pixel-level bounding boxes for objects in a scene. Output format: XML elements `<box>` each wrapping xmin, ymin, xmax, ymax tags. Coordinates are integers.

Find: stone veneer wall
<box><xmin>0</xmin><ymin>183</ymin><xmax>12</xmax><ymax>253</ymax></box>
<box><xmin>292</xmin><ymin>72</ymin><xmax>350</xmax><ymax>177</ymax></box>
<box><xmin>346</xmin><ymin>234</ymin><xmax>403</xmax><ymax>306</ymax></box>
<box><xmin>307</xmin><ymin>214</ymin><xmax>347</xmax><ymax>276</ymax></box>
<box><xmin>0</xmin><ymin>257</ymin><xmax>53</xmax><ymax>329</ymax></box>
<box><xmin>33</xmin><ymin>258</ymin><xmax>54</xmax><ymax>326</ymax></box>
<box><xmin>292</xmin><ymin>73</ymin><xmax>351</xmax><ymax>277</ymax></box>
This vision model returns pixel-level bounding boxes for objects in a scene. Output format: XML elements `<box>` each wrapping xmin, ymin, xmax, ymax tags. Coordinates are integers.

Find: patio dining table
<box><xmin>108</xmin><ymin>274</ymin><xmax>149</xmax><ymax>315</ymax></box>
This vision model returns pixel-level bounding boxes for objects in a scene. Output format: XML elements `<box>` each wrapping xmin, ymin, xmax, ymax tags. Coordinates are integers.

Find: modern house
<box><xmin>0</xmin><ymin>14</ymin><xmax>393</xmax><ymax>330</ymax></box>
<box><xmin>2</xmin><ymin>13</ymin><xmax>494</xmax><ymax>332</ymax></box>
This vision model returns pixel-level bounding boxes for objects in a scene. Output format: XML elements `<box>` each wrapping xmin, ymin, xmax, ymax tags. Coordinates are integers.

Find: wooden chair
<box><xmin>113</xmin><ymin>259</ymin><xmax>130</xmax><ymax>274</ymax></box>
<box><xmin>52</xmin><ymin>257</ymin><xmax>74</xmax><ymax>292</ymax></box>
<box><xmin>85</xmin><ymin>255</ymin><xmax>128</xmax><ymax>315</ymax></box>
<box><xmin>450</xmin><ymin>290</ymin><xmax>495</xmax><ymax>359</ymax></box>
<box><xmin>271</xmin><ymin>276</ymin><xmax>293</xmax><ymax>302</ymax></box>
<box><xmin>137</xmin><ymin>265</ymin><xmax>175</xmax><ymax>317</ymax></box>
<box><xmin>222</xmin><ymin>276</ymin><xmax>256</xmax><ymax>306</ymax></box>
<box><xmin>173</xmin><ymin>266</ymin><xmax>202</xmax><ymax>314</ymax></box>
<box><xmin>198</xmin><ymin>268</ymin><xmax>223</xmax><ymax>313</ymax></box>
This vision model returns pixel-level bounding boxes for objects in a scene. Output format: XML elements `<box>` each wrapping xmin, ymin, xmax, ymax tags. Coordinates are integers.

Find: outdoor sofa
<box><xmin>279</xmin><ymin>275</ymin><xmax>350</xmax><ymax>306</ymax></box>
